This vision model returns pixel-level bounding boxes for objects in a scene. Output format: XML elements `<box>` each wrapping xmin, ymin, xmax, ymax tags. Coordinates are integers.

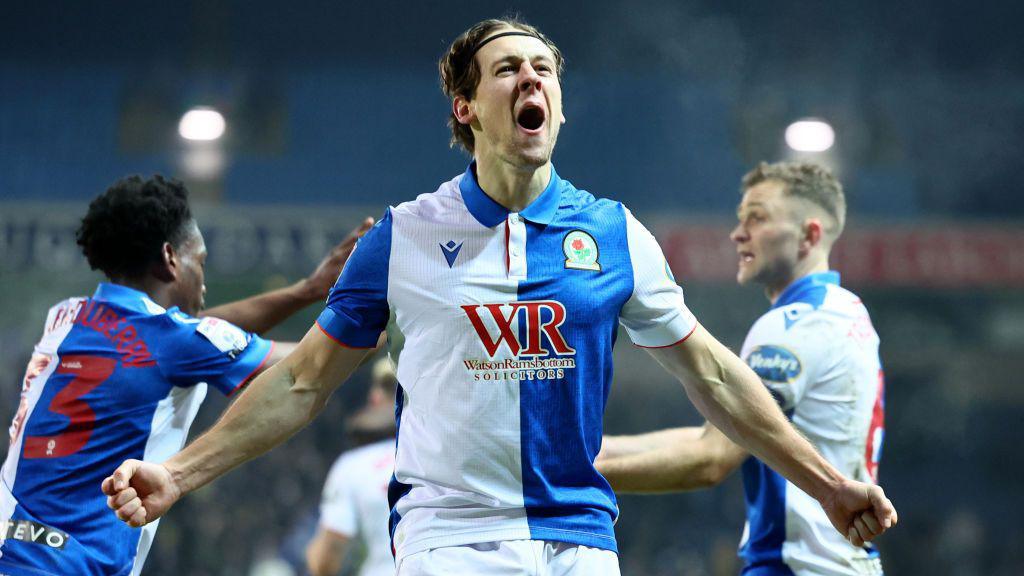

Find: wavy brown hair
<box><xmin>439</xmin><ymin>17</ymin><xmax>564</xmax><ymax>154</ymax></box>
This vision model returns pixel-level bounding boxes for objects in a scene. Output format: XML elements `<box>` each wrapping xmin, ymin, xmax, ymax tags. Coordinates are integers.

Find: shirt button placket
<box><xmin>508</xmin><ymin>213</ymin><xmax>527</xmax><ymax>279</ymax></box>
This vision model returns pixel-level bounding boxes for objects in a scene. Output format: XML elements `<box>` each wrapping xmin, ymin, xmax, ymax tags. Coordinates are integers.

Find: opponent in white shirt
<box><xmin>307</xmin><ymin>358</ymin><xmax>397</xmax><ymax>576</ymax></box>
<box><xmin>103</xmin><ymin>21</ymin><xmax>896</xmax><ymax>576</ymax></box>
<box><xmin>599</xmin><ymin>161</ymin><xmax>887</xmax><ymax>575</ymax></box>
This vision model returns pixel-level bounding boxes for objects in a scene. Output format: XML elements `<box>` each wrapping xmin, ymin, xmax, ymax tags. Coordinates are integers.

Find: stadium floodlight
<box><xmin>785</xmin><ymin>119</ymin><xmax>835</xmax><ymax>152</ymax></box>
<box><xmin>178</xmin><ymin>107</ymin><xmax>226</xmax><ymax>141</ymax></box>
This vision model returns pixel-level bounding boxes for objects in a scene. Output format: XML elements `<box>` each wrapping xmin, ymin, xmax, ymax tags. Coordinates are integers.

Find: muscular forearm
<box><xmin>599</xmin><ymin>424</ymin><xmax>744</xmax><ymax>493</ymax></box>
<box><xmin>165</xmin><ymin>362</ymin><xmax>320</xmax><ymax>495</ymax></box>
<box><xmin>656</xmin><ymin>325</ymin><xmax>843</xmax><ymax>503</ymax></box>
<box><xmin>166</xmin><ymin>329</ymin><xmax>368</xmax><ymax>496</ymax></box>
<box><xmin>600</xmin><ymin>439</ymin><xmax>721</xmax><ymax>493</ymax></box>
<box><xmin>201</xmin><ymin>280</ymin><xmax>319</xmax><ymax>334</ymax></box>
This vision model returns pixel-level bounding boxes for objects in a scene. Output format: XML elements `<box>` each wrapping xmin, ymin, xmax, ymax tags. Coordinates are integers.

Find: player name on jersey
<box><xmin>74</xmin><ymin>301</ymin><xmax>155</xmax><ymax>367</ymax></box>
<box><xmin>1</xmin><ymin>284</ymin><xmax>273</xmax><ymax>576</ymax></box>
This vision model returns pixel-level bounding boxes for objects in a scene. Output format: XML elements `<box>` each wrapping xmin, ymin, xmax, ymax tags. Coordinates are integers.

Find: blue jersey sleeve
<box><xmin>156</xmin><ymin>311</ymin><xmax>273</xmax><ymax>396</ymax></box>
<box><xmin>316</xmin><ymin>209</ymin><xmax>392</xmax><ymax>348</ymax></box>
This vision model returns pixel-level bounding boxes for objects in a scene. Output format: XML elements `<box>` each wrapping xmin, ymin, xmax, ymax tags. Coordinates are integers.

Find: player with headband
<box><xmin>103</xmin><ymin>19</ymin><xmax>897</xmax><ymax>575</ymax></box>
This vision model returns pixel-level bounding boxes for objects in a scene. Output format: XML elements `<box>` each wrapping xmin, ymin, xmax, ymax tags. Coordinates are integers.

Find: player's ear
<box><xmin>453</xmin><ymin>95</ymin><xmax>475</xmax><ymax>125</ymax></box>
<box><xmin>801</xmin><ymin>218</ymin><xmax>823</xmax><ymax>254</ymax></box>
<box><xmin>151</xmin><ymin>242</ymin><xmax>177</xmax><ymax>282</ymax></box>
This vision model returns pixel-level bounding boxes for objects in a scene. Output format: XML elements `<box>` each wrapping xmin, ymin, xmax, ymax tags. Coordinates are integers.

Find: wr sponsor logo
<box><xmin>461</xmin><ymin>301</ymin><xmax>575</xmax><ymax>358</ymax></box>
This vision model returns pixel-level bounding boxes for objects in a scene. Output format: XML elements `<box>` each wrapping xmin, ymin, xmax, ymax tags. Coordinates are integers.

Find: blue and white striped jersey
<box><xmin>316</xmin><ymin>164</ymin><xmax>696</xmax><ymax>561</ymax></box>
<box><xmin>0</xmin><ymin>283</ymin><xmax>272</xmax><ymax>576</ymax></box>
<box><xmin>738</xmin><ymin>272</ymin><xmax>886</xmax><ymax>576</ymax></box>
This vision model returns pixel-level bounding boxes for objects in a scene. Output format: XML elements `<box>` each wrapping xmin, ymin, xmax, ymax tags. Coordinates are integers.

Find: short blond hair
<box><xmin>742</xmin><ymin>161</ymin><xmax>847</xmax><ymax>239</ymax></box>
<box><xmin>370</xmin><ymin>356</ymin><xmax>397</xmax><ymax>399</ymax></box>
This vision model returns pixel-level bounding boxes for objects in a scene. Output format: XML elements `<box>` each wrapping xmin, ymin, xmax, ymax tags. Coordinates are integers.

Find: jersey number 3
<box><xmin>23</xmin><ymin>355</ymin><xmax>116</xmax><ymax>459</ymax></box>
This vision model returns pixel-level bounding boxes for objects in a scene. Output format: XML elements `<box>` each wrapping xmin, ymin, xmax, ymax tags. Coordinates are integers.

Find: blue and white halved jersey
<box><xmin>0</xmin><ymin>283</ymin><xmax>272</xmax><ymax>576</ymax></box>
<box><xmin>316</xmin><ymin>164</ymin><xmax>696</xmax><ymax>561</ymax></box>
<box><xmin>738</xmin><ymin>272</ymin><xmax>886</xmax><ymax>576</ymax></box>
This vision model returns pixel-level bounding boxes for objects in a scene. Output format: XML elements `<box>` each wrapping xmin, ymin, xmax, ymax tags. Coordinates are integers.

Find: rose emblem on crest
<box><xmin>562</xmin><ymin>230</ymin><xmax>601</xmax><ymax>271</ymax></box>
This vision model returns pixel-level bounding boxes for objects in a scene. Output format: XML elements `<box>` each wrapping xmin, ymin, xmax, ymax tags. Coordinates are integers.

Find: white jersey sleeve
<box><xmin>319</xmin><ymin>453</ymin><xmax>359</xmax><ymax>537</ymax></box>
<box><xmin>618</xmin><ymin>208</ymin><xmax>697</xmax><ymax>347</ymax></box>
<box><xmin>739</xmin><ymin>307</ymin><xmax>834</xmax><ymax>411</ymax></box>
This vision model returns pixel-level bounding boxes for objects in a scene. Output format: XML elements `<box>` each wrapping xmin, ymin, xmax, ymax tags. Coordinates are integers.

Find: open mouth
<box><xmin>739</xmin><ymin>251</ymin><xmax>754</xmax><ymax>263</ymax></box>
<box><xmin>516</xmin><ymin>105</ymin><xmax>546</xmax><ymax>131</ymax></box>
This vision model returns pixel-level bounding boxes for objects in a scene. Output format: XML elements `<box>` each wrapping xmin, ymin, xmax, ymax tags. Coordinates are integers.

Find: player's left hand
<box><xmin>300</xmin><ymin>216</ymin><xmax>375</xmax><ymax>301</ymax></box>
<box><xmin>821</xmin><ymin>479</ymin><xmax>898</xmax><ymax>546</ymax></box>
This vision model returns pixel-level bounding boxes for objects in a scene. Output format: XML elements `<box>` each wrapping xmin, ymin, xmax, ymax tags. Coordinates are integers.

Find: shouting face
<box><xmin>457</xmin><ymin>29</ymin><xmax>566</xmax><ymax>169</ymax></box>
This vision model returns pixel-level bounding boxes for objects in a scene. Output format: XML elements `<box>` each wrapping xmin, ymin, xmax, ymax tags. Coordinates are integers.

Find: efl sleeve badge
<box><xmin>563</xmin><ymin>230</ymin><xmax>601</xmax><ymax>271</ymax></box>
<box><xmin>197</xmin><ymin>317</ymin><xmax>251</xmax><ymax>359</ymax></box>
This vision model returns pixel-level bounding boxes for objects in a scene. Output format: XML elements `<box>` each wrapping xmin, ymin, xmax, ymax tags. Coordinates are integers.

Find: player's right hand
<box><xmin>820</xmin><ymin>479</ymin><xmax>898</xmax><ymax>546</ymax></box>
<box><xmin>102</xmin><ymin>459</ymin><xmax>181</xmax><ymax>528</ymax></box>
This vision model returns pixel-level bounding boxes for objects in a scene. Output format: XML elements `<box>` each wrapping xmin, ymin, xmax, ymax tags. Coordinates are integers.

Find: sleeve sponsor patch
<box><xmin>196</xmin><ymin>317</ymin><xmax>250</xmax><ymax>358</ymax></box>
<box><xmin>746</xmin><ymin>345</ymin><xmax>802</xmax><ymax>383</ymax></box>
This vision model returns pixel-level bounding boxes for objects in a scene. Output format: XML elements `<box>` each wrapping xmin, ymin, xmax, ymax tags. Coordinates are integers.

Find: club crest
<box><xmin>563</xmin><ymin>230</ymin><xmax>600</xmax><ymax>271</ymax></box>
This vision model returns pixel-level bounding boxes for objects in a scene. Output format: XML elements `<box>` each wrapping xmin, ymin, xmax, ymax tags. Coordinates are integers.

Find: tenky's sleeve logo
<box><xmin>745</xmin><ymin>345</ymin><xmax>802</xmax><ymax>383</ymax></box>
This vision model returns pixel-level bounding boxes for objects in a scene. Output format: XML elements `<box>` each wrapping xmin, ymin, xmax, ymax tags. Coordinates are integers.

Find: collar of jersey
<box><xmin>459</xmin><ymin>162</ymin><xmax>563</xmax><ymax>228</ymax></box>
<box><xmin>94</xmin><ymin>282</ymin><xmax>163</xmax><ymax>315</ymax></box>
<box><xmin>771</xmin><ymin>271</ymin><xmax>840</xmax><ymax>310</ymax></box>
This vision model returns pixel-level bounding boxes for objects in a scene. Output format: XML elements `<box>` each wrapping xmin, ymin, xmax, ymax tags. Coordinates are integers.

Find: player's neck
<box><xmin>474</xmin><ymin>155</ymin><xmax>551</xmax><ymax>212</ymax></box>
<box><xmin>764</xmin><ymin>255</ymin><xmax>830</xmax><ymax>305</ymax></box>
<box><xmin>109</xmin><ymin>276</ymin><xmax>175</xmax><ymax>311</ymax></box>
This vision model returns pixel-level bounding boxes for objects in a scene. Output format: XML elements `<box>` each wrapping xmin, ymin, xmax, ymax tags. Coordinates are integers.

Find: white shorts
<box><xmin>395</xmin><ymin>539</ymin><xmax>620</xmax><ymax>576</ymax></box>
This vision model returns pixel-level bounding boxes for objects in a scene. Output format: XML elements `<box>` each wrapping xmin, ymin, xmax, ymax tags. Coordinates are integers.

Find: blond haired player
<box><xmin>600</xmin><ymin>162</ymin><xmax>888</xmax><ymax>575</ymax></box>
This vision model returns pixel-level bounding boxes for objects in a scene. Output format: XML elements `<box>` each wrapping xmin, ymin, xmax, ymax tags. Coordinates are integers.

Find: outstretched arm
<box><xmin>598</xmin><ymin>427</ymin><xmax>704</xmax><ymax>461</ymax></box>
<box><xmin>598</xmin><ymin>423</ymin><xmax>747</xmax><ymax>493</ymax></box>
<box><xmin>648</xmin><ymin>323</ymin><xmax>897</xmax><ymax>545</ymax></box>
<box><xmin>102</xmin><ymin>326</ymin><xmax>371</xmax><ymax>526</ymax></box>
<box><xmin>201</xmin><ymin>217</ymin><xmax>374</xmax><ymax>333</ymax></box>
